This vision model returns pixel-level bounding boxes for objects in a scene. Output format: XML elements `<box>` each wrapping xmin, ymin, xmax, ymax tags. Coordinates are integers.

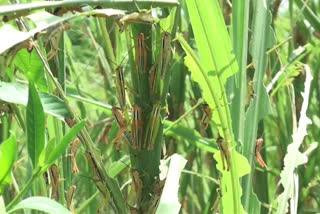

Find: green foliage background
<box><xmin>0</xmin><ymin>0</ymin><xmax>319</xmax><ymax>213</ymax></box>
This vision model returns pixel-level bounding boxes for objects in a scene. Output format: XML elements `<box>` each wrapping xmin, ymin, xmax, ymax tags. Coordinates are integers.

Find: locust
<box><xmin>255</xmin><ymin>138</ymin><xmax>268</xmax><ymax>168</ymax></box>
<box><xmin>67</xmin><ymin>185</ymin><xmax>76</xmax><ymax>214</ymax></box>
<box><xmin>159</xmin><ymin>32</ymin><xmax>171</xmax><ymax>79</ymax></box>
<box><xmin>129</xmin><ymin>169</ymin><xmax>143</xmax><ymax>204</ymax></box>
<box><xmin>40</xmin><ymin>21</ymin><xmax>71</xmax><ymax>60</ymax></box>
<box><xmin>115</xmin><ymin>67</ymin><xmax>127</xmax><ymax>107</ymax></box>
<box><xmin>152</xmin><ymin>179</ymin><xmax>166</xmax><ymax>194</ymax></box>
<box><xmin>210</xmin><ymin>187</ymin><xmax>221</xmax><ymax>213</ymax></box>
<box><xmin>117</xmin><ymin>10</ymin><xmax>156</xmax><ymax>33</ymax></box>
<box><xmin>84</xmin><ymin>151</ymin><xmax>109</xmax><ymax>197</ymax></box>
<box><xmin>49</xmin><ymin>164</ymin><xmax>60</xmax><ymax>199</ymax></box>
<box><xmin>112</xmin><ymin>107</ymin><xmax>128</xmax><ymax>150</ymax></box>
<box><xmin>98</xmin><ymin>125</ymin><xmax>112</xmax><ymax>145</ymax></box>
<box><xmin>200</xmin><ymin>104</ymin><xmax>212</xmax><ymax>130</ymax></box>
<box><xmin>5</xmin><ymin>38</ymin><xmax>33</xmax><ymax>67</ymax></box>
<box><xmin>146</xmin><ymin>192</ymin><xmax>161</xmax><ymax>214</ymax></box>
<box><xmin>106</xmin><ymin>50</ymin><xmax>130</xmax><ymax>108</ymax></box>
<box><xmin>135</xmin><ymin>33</ymin><xmax>147</xmax><ymax>73</ymax></box>
<box><xmin>148</xmin><ymin>62</ymin><xmax>160</xmax><ymax>98</ymax></box>
<box><xmin>216</xmin><ymin>136</ymin><xmax>231</xmax><ymax>171</ymax></box>
<box><xmin>143</xmin><ymin>104</ymin><xmax>161</xmax><ymax>150</ymax></box>
<box><xmin>131</xmin><ymin>104</ymin><xmax>143</xmax><ymax>150</ymax></box>
<box><xmin>70</xmin><ymin>138</ymin><xmax>80</xmax><ymax>174</ymax></box>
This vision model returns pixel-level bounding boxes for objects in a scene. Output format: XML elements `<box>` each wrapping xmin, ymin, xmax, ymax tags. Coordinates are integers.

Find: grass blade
<box><xmin>7</xmin><ymin>196</ymin><xmax>71</xmax><ymax>214</ymax></box>
<box><xmin>276</xmin><ymin>65</ymin><xmax>312</xmax><ymax>214</ymax></box>
<box><xmin>229</xmin><ymin>0</ymin><xmax>250</xmax><ymax>146</ymax></box>
<box><xmin>44</xmin><ymin>121</ymin><xmax>85</xmax><ymax>168</ymax></box>
<box><xmin>241</xmin><ymin>0</ymin><xmax>275</xmax><ymax>212</ymax></box>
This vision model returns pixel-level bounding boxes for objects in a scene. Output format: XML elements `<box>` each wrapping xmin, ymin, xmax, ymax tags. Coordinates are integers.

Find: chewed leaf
<box><xmin>214</xmin><ymin>150</ymin><xmax>250</xmax><ymax>214</ymax></box>
<box><xmin>276</xmin><ymin>65</ymin><xmax>312</xmax><ymax>214</ymax></box>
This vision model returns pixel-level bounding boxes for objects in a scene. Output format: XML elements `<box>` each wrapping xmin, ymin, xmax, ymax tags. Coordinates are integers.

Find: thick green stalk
<box><xmin>31</xmin><ymin>39</ymin><xmax>127</xmax><ymax>213</ymax></box>
<box><xmin>98</xmin><ymin>18</ymin><xmax>116</xmax><ymax>72</ymax></box>
<box><xmin>164</xmin><ymin>98</ymin><xmax>203</xmax><ymax>133</ymax></box>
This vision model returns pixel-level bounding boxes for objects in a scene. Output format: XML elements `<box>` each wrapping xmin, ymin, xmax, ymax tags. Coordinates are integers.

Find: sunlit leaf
<box><xmin>0</xmin><ymin>81</ymin><xmax>71</xmax><ymax>120</ymax></box>
<box><xmin>156</xmin><ymin>154</ymin><xmax>187</xmax><ymax>214</ymax></box>
<box><xmin>0</xmin><ymin>135</ymin><xmax>16</xmax><ymax>195</ymax></box>
<box><xmin>7</xmin><ymin>196</ymin><xmax>71</xmax><ymax>214</ymax></box>
<box><xmin>14</xmin><ymin>49</ymin><xmax>47</xmax><ymax>91</ymax></box>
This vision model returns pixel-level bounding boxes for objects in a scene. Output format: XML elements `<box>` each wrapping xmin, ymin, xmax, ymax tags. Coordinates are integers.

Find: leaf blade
<box><xmin>27</xmin><ymin>82</ymin><xmax>45</xmax><ymax>168</ymax></box>
<box><xmin>0</xmin><ymin>82</ymin><xmax>71</xmax><ymax>120</ymax></box>
<box><xmin>0</xmin><ymin>135</ymin><xmax>16</xmax><ymax>195</ymax></box>
<box><xmin>7</xmin><ymin>196</ymin><xmax>71</xmax><ymax>214</ymax></box>
<box><xmin>45</xmin><ymin>121</ymin><xmax>85</xmax><ymax>167</ymax></box>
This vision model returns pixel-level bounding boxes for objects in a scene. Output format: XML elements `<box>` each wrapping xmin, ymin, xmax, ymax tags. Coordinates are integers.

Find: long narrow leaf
<box><xmin>230</xmin><ymin>0</ymin><xmax>250</xmax><ymax>147</ymax></box>
<box><xmin>276</xmin><ymin>65</ymin><xmax>312</xmax><ymax>214</ymax></box>
<box><xmin>7</xmin><ymin>196</ymin><xmax>71</xmax><ymax>214</ymax></box>
<box><xmin>27</xmin><ymin>82</ymin><xmax>45</xmax><ymax>168</ymax></box>
<box><xmin>156</xmin><ymin>154</ymin><xmax>187</xmax><ymax>214</ymax></box>
<box><xmin>44</xmin><ymin>120</ymin><xmax>86</xmax><ymax>168</ymax></box>
<box><xmin>0</xmin><ymin>82</ymin><xmax>71</xmax><ymax>119</ymax></box>
<box><xmin>241</xmin><ymin>0</ymin><xmax>275</xmax><ymax>212</ymax></box>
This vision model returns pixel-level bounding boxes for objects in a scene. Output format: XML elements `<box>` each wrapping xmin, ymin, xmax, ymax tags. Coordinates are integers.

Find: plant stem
<box><xmin>6</xmin><ymin>167</ymin><xmax>41</xmax><ymax>211</ymax></box>
<box><xmin>164</xmin><ymin>98</ymin><xmax>203</xmax><ymax>133</ymax></box>
<box><xmin>182</xmin><ymin>170</ymin><xmax>219</xmax><ymax>184</ymax></box>
<box><xmin>75</xmin><ymin>191</ymin><xmax>99</xmax><ymax>213</ymax></box>
<box><xmin>31</xmin><ymin>38</ymin><xmax>127</xmax><ymax>213</ymax></box>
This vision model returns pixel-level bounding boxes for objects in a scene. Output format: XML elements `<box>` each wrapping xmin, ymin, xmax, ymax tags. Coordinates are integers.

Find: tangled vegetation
<box><xmin>0</xmin><ymin>0</ymin><xmax>319</xmax><ymax>213</ymax></box>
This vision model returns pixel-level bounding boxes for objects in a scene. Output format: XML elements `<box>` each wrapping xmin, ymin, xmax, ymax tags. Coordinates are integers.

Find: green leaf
<box><xmin>7</xmin><ymin>196</ymin><xmax>71</xmax><ymax>214</ymax></box>
<box><xmin>0</xmin><ymin>81</ymin><xmax>72</xmax><ymax>120</ymax></box>
<box><xmin>182</xmin><ymin>0</ymin><xmax>238</xmax><ymax>137</ymax></box>
<box><xmin>27</xmin><ymin>82</ymin><xmax>45</xmax><ymax>168</ymax></box>
<box><xmin>164</xmin><ymin>121</ymin><xmax>217</xmax><ymax>153</ymax></box>
<box><xmin>44</xmin><ymin>121</ymin><xmax>85</xmax><ymax>168</ymax></box>
<box><xmin>108</xmin><ymin>155</ymin><xmax>130</xmax><ymax>178</ymax></box>
<box><xmin>14</xmin><ymin>49</ymin><xmax>47</xmax><ymax>91</ymax></box>
<box><xmin>0</xmin><ymin>135</ymin><xmax>16</xmax><ymax>195</ymax></box>
<box><xmin>241</xmin><ymin>0</ymin><xmax>275</xmax><ymax>211</ymax></box>
<box><xmin>39</xmin><ymin>138</ymin><xmax>55</xmax><ymax>167</ymax></box>
<box><xmin>179</xmin><ymin>1</ymin><xmax>249</xmax><ymax>213</ymax></box>
<box><xmin>213</xmin><ymin>150</ymin><xmax>250</xmax><ymax>214</ymax></box>
<box><xmin>229</xmin><ymin>0</ymin><xmax>250</xmax><ymax>148</ymax></box>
